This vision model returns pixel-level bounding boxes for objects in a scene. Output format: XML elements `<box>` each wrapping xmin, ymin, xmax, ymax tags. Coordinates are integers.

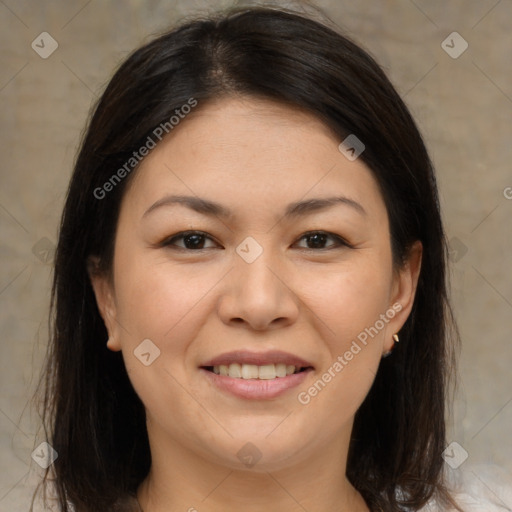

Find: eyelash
<box><xmin>160</xmin><ymin>230</ymin><xmax>353</xmax><ymax>251</ymax></box>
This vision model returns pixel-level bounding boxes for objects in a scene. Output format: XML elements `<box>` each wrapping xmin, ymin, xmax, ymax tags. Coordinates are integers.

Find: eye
<box><xmin>294</xmin><ymin>231</ymin><xmax>351</xmax><ymax>250</ymax></box>
<box><xmin>161</xmin><ymin>231</ymin><xmax>220</xmax><ymax>250</ymax></box>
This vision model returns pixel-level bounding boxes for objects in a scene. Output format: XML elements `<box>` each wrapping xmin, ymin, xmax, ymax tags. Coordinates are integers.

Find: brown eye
<box><xmin>162</xmin><ymin>231</ymin><xmax>219</xmax><ymax>250</ymax></box>
<box><xmin>295</xmin><ymin>231</ymin><xmax>350</xmax><ymax>250</ymax></box>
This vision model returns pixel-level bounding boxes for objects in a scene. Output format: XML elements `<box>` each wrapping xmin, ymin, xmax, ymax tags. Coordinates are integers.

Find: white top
<box><xmin>419</xmin><ymin>464</ymin><xmax>512</xmax><ymax>511</ymax></box>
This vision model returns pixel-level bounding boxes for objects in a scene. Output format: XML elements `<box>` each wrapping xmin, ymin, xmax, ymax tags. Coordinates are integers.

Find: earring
<box><xmin>382</xmin><ymin>333</ymin><xmax>399</xmax><ymax>358</ymax></box>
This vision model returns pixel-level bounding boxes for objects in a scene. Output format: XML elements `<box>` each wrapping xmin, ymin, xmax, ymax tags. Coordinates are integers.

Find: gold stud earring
<box><xmin>393</xmin><ymin>333</ymin><xmax>399</xmax><ymax>343</ymax></box>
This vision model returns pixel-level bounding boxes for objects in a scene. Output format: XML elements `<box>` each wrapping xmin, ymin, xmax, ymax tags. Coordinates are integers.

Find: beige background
<box><xmin>1</xmin><ymin>0</ymin><xmax>511</xmax><ymax>510</ymax></box>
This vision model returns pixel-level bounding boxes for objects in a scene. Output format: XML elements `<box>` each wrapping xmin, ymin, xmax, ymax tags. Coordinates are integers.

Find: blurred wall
<box><xmin>1</xmin><ymin>0</ymin><xmax>511</xmax><ymax>509</ymax></box>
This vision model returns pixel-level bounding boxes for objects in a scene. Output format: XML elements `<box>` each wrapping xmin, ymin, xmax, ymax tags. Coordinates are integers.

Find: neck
<box><xmin>136</xmin><ymin>423</ymin><xmax>369</xmax><ymax>512</ymax></box>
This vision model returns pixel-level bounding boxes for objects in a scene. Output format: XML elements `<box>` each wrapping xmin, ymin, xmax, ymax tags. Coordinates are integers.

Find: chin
<box><xmin>195</xmin><ymin>428</ymin><xmax>311</xmax><ymax>473</ymax></box>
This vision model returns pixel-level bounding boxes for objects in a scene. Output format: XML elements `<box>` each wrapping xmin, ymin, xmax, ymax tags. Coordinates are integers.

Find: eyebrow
<box><xmin>142</xmin><ymin>194</ymin><xmax>367</xmax><ymax>220</ymax></box>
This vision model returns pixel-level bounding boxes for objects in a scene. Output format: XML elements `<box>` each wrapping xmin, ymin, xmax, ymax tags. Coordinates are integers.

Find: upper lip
<box><xmin>200</xmin><ymin>350</ymin><xmax>314</xmax><ymax>368</ymax></box>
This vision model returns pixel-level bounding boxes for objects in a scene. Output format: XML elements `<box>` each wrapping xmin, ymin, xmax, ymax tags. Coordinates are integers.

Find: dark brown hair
<box><xmin>33</xmin><ymin>4</ymin><xmax>461</xmax><ymax>511</ymax></box>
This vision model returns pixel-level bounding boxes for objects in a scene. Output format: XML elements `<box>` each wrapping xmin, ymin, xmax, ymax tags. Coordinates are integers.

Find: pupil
<box><xmin>308</xmin><ymin>233</ymin><xmax>326</xmax><ymax>248</ymax></box>
<box><xmin>185</xmin><ymin>234</ymin><xmax>204</xmax><ymax>249</ymax></box>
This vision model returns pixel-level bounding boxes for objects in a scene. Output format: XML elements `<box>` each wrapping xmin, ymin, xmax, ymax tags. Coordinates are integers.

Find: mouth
<box><xmin>199</xmin><ymin>350</ymin><xmax>315</xmax><ymax>400</ymax></box>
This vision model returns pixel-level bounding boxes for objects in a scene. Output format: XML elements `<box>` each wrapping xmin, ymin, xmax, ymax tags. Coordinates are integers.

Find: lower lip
<box><xmin>200</xmin><ymin>368</ymin><xmax>313</xmax><ymax>400</ymax></box>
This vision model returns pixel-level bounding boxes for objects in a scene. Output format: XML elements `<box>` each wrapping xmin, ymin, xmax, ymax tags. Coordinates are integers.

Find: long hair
<box><xmin>33</xmin><ymin>4</ymin><xmax>461</xmax><ymax>511</ymax></box>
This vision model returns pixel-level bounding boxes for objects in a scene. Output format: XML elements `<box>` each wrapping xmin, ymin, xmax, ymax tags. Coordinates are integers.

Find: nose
<box><xmin>217</xmin><ymin>248</ymin><xmax>300</xmax><ymax>331</ymax></box>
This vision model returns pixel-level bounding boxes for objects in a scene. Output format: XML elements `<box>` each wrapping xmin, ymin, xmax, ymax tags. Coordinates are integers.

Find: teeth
<box><xmin>241</xmin><ymin>364</ymin><xmax>259</xmax><ymax>379</ymax></box>
<box><xmin>228</xmin><ymin>363</ymin><xmax>241</xmax><ymax>378</ymax></box>
<box><xmin>276</xmin><ymin>364</ymin><xmax>287</xmax><ymax>378</ymax></box>
<box><xmin>212</xmin><ymin>363</ymin><xmax>303</xmax><ymax>379</ymax></box>
<box><xmin>258</xmin><ymin>364</ymin><xmax>275</xmax><ymax>380</ymax></box>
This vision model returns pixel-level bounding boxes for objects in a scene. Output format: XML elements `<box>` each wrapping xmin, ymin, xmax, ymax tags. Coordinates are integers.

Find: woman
<box><xmin>32</xmin><ymin>3</ymin><xmax>507</xmax><ymax>511</ymax></box>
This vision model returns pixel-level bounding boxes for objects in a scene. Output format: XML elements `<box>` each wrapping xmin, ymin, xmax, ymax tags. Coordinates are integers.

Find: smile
<box><xmin>199</xmin><ymin>350</ymin><xmax>315</xmax><ymax>399</ymax></box>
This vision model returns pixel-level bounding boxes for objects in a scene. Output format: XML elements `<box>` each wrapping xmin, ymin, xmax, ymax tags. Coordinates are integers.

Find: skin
<box><xmin>90</xmin><ymin>96</ymin><xmax>422</xmax><ymax>512</ymax></box>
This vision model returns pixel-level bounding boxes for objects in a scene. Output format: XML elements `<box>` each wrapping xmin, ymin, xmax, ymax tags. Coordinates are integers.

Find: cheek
<box><xmin>291</xmin><ymin>256</ymin><xmax>392</xmax><ymax>416</ymax></box>
<box><xmin>111</xmin><ymin>254</ymin><xmax>230</xmax><ymax>412</ymax></box>
<box><xmin>112</xmin><ymin>258</ymin><xmax>219</xmax><ymax>429</ymax></box>
<box><xmin>114</xmin><ymin>254</ymin><xmax>218</xmax><ymax>343</ymax></box>
<box><xmin>295</xmin><ymin>255</ymin><xmax>392</xmax><ymax>343</ymax></box>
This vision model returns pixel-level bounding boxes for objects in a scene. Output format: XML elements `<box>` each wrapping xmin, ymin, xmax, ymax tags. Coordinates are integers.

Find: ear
<box><xmin>383</xmin><ymin>240</ymin><xmax>423</xmax><ymax>354</ymax></box>
<box><xmin>87</xmin><ymin>256</ymin><xmax>122</xmax><ymax>352</ymax></box>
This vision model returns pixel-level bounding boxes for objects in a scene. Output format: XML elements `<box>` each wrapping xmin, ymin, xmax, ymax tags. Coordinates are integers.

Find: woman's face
<box><xmin>91</xmin><ymin>96</ymin><xmax>421</xmax><ymax>473</ymax></box>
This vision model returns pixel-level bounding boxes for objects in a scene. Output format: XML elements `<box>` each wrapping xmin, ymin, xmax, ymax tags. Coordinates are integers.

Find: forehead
<box><xmin>120</xmin><ymin>96</ymin><xmax>386</xmax><ymax>223</ymax></box>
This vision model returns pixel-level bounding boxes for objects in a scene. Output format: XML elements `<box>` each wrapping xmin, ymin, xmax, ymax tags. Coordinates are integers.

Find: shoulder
<box><xmin>418</xmin><ymin>464</ymin><xmax>512</xmax><ymax>511</ymax></box>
